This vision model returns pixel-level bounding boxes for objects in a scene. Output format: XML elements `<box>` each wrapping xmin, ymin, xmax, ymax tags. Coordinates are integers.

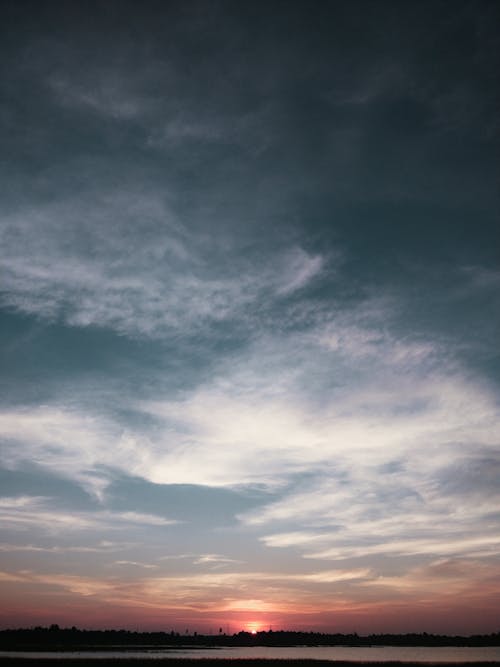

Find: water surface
<box><xmin>2</xmin><ymin>645</ymin><xmax>500</xmax><ymax>662</ymax></box>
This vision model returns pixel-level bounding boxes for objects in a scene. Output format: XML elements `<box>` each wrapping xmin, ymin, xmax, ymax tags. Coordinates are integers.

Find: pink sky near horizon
<box><xmin>1</xmin><ymin>577</ymin><xmax>499</xmax><ymax>635</ymax></box>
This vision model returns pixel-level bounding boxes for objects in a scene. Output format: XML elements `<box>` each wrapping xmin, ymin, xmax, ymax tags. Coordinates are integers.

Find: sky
<box><xmin>0</xmin><ymin>0</ymin><xmax>499</xmax><ymax>636</ymax></box>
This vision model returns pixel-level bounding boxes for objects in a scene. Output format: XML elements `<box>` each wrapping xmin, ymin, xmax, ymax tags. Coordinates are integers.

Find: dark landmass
<box><xmin>0</xmin><ymin>660</ymin><xmax>490</xmax><ymax>665</ymax></box>
<box><xmin>1</xmin><ymin>627</ymin><xmax>500</xmax><ymax>650</ymax></box>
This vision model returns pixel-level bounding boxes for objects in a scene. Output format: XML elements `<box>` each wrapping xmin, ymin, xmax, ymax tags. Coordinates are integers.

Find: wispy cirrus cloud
<box><xmin>262</xmin><ymin>530</ymin><xmax>500</xmax><ymax>561</ymax></box>
<box><xmin>0</xmin><ymin>496</ymin><xmax>177</xmax><ymax>533</ymax></box>
<box><xmin>0</xmin><ymin>191</ymin><xmax>325</xmax><ymax>338</ymax></box>
<box><xmin>193</xmin><ymin>554</ymin><xmax>243</xmax><ymax>567</ymax></box>
<box><xmin>2</xmin><ymin>558</ymin><xmax>497</xmax><ymax>623</ymax></box>
<box><xmin>360</xmin><ymin>557</ymin><xmax>500</xmax><ymax>600</ymax></box>
<box><xmin>0</xmin><ymin>542</ymin><xmax>121</xmax><ymax>554</ymax></box>
<box><xmin>1</xmin><ymin>298</ymin><xmax>498</xmax><ymax>559</ymax></box>
<box><xmin>114</xmin><ymin>560</ymin><xmax>158</xmax><ymax>570</ymax></box>
<box><xmin>0</xmin><ymin>565</ymin><xmax>371</xmax><ymax>612</ymax></box>
<box><xmin>49</xmin><ymin>73</ymin><xmax>155</xmax><ymax>121</ymax></box>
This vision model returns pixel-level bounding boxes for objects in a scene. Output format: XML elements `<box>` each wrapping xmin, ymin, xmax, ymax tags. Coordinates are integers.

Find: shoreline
<box><xmin>1</xmin><ymin>659</ymin><xmax>500</xmax><ymax>666</ymax></box>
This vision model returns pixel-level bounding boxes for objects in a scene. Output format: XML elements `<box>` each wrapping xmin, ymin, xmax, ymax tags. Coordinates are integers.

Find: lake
<box><xmin>1</xmin><ymin>645</ymin><xmax>500</xmax><ymax>662</ymax></box>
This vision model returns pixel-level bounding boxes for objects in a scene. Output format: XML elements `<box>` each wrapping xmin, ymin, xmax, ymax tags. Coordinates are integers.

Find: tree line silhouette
<box><xmin>1</xmin><ymin>626</ymin><xmax>499</xmax><ymax>649</ymax></box>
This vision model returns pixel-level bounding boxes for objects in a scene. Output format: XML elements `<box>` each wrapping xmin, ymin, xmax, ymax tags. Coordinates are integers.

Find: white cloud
<box><xmin>193</xmin><ymin>554</ymin><xmax>243</xmax><ymax>566</ymax></box>
<box><xmin>0</xmin><ymin>542</ymin><xmax>122</xmax><ymax>554</ymax></box>
<box><xmin>0</xmin><ymin>496</ymin><xmax>177</xmax><ymax>534</ymax></box>
<box><xmin>0</xmin><ymin>406</ymin><xmax>119</xmax><ymax>497</ymax></box>
<box><xmin>308</xmin><ymin>535</ymin><xmax>500</xmax><ymax>561</ymax></box>
<box><xmin>0</xmin><ymin>193</ymin><xmax>325</xmax><ymax>338</ymax></box>
<box><xmin>114</xmin><ymin>560</ymin><xmax>158</xmax><ymax>569</ymax></box>
<box><xmin>139</xmin><ymin>357</ymin><xmax>499</xmax><ymax>489</ymax></box>
<box><xmin>1</xmin><ymin>286</ymin><xmax>498</xmax><ymax>568</ymax></box>
<box><xmin>276</xmin><ymin>248</ymin><xmax>324</xmax><ymax>295</ymax></box>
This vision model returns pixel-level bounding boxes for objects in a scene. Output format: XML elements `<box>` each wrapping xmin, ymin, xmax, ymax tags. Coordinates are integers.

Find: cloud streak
<box><xmin>0</xmin><ymin>496</ymin><xmax>177</xmax><ymax>533</ymax></box>
<box><xmin>0</xmin><ymin>191</ymin><xmax>326</xmax><ymax>339</ymax></box>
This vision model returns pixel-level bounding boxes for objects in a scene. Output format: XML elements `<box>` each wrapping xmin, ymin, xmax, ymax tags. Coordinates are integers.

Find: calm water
<box><xmin>1</xmin><ymin>645</ymin><xmax>500</xmax><ymax>662</ymax></box>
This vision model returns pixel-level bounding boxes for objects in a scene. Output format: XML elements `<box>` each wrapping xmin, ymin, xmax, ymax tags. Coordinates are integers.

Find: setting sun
<box><xmin>245</xmin><ymin>621</ymin><xmax>266</xmax><ymax>634</ymax></box>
